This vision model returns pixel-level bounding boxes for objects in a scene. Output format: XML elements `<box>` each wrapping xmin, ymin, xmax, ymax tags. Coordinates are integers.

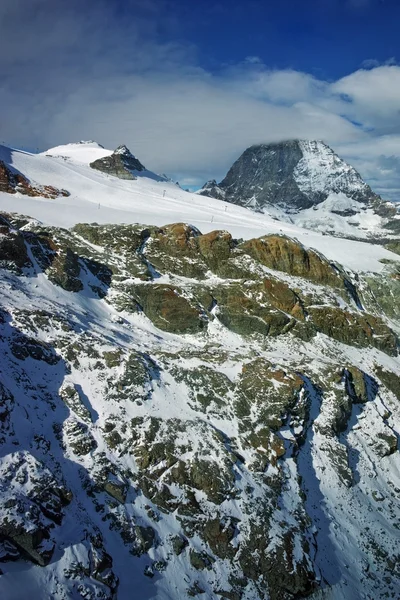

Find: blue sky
<box><xmin>171</xmin><ymin>0</ymin><xmax>398</xmax><ymax>78</ymax></box>
<box><xmin>1</xmin><ymin>0</ymin><xmax>400</xmax><ymax>197</ymax></box>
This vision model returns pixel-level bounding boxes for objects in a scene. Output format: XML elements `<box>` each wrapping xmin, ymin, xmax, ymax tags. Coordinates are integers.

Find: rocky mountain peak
<box><xmin>114</xmin><ymin>144</ymin><xmax>133</xmax><ymax>156</ymax></box>
<box><xmin>199</xmin><ymin>139</ymin><xmax>382</xmax><ymax>213</ymax></box>
<box><xmin>90</xmin><ymin>144</ymin><xmax>146</xmax><ymax>180</ymax></box>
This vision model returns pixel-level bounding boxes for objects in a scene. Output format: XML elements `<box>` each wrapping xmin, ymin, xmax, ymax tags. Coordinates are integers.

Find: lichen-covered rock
<box><xmin>213</xmin><ymin>282</ymin><xmax>295</xmax><ymax>338</ymax></box>
<box><xmin>189</xmin><ymin>549</ymin><xmax>214</xmax><ymax>570</ymax></box>
<box><xmin>374</xmin><ymin>366</ymin><xmax>400</xmax><ymax>400</ymax></box>
<box><xmin>362</xmin><ymin>271</ymin><xmax>400</xmax><ymax>321</ymax></box>
<box><xmin>144</xmin><ymin>223</ymin><xmax>206</xmax><ymax>279</ymax></box>
<box><xmin>170</xmin><ymin>364</ymin><xmax>234</xmax><ymax>414</ymax></box>
<box><xmin>1</xmin><ymin>211</ymin><xmax>400</xmax><ymax>600</ymax></box>
<box><xmin>132</xmin><ymin>525</ymin><xmax>156</xmax><ymax>556</ymax></box>
<box><xmin>108</xmin><ymin>351</ymin><xmax>157</xmax><ymax>403</ymax></box>
<box><xmin>240</xmin><ymin>234</ymin><xmax>344</xmax><ymax>288</ymax></box>
<box><xmin>131</xmin><ymin>283</ymin><xmax>207</xmax><ymax>334</ymax></box>
<box><xmin>202</xmin><ymin>518</ymin><xmax>237</xmax><ymax>560</ymax></box>
<box><xmin>309</xmin><ymin>306</ymin><xmax>398</xmax><ymax>355</ymax></box>
<box><xmin>237</xmin><ymin>359</ymin><xmax>305</xmax><ymax>430</ymax></box>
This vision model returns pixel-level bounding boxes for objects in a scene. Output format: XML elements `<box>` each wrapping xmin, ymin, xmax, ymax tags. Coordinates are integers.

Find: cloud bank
<box><xmin>1</xmin><ymin>0</ymin><xmax>400</xmax><ymax>198</ymax></box>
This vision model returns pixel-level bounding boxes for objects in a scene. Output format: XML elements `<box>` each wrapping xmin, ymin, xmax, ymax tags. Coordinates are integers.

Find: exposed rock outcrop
<box><xmin>89</xmin><ymin>144</ymin><xmax>146</xmax><ymax>179</ymax></box>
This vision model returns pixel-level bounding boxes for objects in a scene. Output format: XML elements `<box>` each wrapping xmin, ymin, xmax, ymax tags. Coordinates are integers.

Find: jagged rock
<box><xmin>133</xmin><ymin>525</ymin><xmax>156</xmax><ymax>555</ymax></box>
<box><xmin>63</xmin><ymin>418</ymin><xmax>97</xmax><ymax>455</ymax></box>
<box><xmin>90</xmin><ymin>144</ymin><xmax>145</xmax><ymax>179</ymax></box>
<box><xmin>0</xmin><ymin>222</ymin><xmax>32</xmax><ymax>272</ymax></box>
<box><xmin>0</xmin><ymin>452</ymin><xmax>71</xmax><ymax>566</ymax></box>
<box><xmin>59</xmin><ymin>384</ymin><xmax>92</xmax><ymax>422</ymax></box>
<box><xmin>198</xmin><ymin>140</ymin><xmax>382</xmax><ymax>212</ymax></box>
<box><xmin>10</xmin><ymin>332</ymin><xmax>61</xmax><ymax>364</ymax></box>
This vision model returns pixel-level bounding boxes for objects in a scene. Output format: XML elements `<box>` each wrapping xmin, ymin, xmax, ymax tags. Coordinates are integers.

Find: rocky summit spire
<box><xmin>90</xmin><ymin>144</ymin><xmax>146</xmax><ymax>179</ymax></box>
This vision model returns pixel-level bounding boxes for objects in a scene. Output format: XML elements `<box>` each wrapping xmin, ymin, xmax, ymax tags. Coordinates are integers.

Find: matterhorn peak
<box><xmin>200</xmin><ymin>139</ymin><xmax>381</xmax><ymax>212</ymax></box>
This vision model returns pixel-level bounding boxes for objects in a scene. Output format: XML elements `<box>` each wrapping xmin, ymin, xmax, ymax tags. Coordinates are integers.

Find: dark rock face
<box><xmin>89</xmin><ymin>144</ymin><xmax>146</xmax><ymax>179</ymax></box>
<box><xmin>199</xmin><ymin>140</ymin><xmax>381</xmax><ymax>212</ymax></box>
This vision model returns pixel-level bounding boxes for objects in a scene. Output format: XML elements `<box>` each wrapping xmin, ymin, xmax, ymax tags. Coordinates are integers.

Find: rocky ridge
<box><xmin>0</xmin><ymin>210</ymin><xmax>399</xmax><ymax>599</ymax></box>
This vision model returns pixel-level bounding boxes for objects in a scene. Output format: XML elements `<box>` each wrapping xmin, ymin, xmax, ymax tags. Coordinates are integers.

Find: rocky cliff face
<box><xmin>199</xmin><ymin>140</ymin><xmax>381</xmax><ymax>211</ymax></box>
<box><xmin>0</xmin><ymin>210</ymin><xmax>399</xmax><ymax>600</ymax></box>
<box><xmin>90</xmin><ymin>145</ymin><xmax>146</xmax><ymax>179</ymax></box>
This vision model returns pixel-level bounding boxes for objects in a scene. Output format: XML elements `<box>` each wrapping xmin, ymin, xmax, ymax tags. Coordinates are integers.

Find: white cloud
<box><xmin>0</xmin><ymin>0</ymin><xmax>400</xmax><ymax>199</ymax></box>
<box><xmin>331</xmin><ymin>66</ymin><xmax>400</xmax><ymax>131</ymax></box>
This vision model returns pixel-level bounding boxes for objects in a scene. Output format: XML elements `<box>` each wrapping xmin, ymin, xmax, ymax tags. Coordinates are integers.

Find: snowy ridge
<box><xmin>43</xmin><ymin>141</ymin><xmax>113</xmax><ymax>164</ymax></box>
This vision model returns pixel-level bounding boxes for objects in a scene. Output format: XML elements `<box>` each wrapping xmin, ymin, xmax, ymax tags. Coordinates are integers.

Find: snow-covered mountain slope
<box><xmin>0</xmin><ymin>143</ymin><xmax>400</xmax><ymax>600</ymax></box>
<box><xmin>198</xmin><ymin>140</ymin><xmax>400</xmax><ymax>240</ymax></box>
<box><xmin>0</xmin><ymin>143</ymin><xmax>398</xmax><ymax>272</ymax></box>
<box><xmin>43</xmin><ymin>140</ymin><xmax>113</xmax><ymax>163</ymax></box>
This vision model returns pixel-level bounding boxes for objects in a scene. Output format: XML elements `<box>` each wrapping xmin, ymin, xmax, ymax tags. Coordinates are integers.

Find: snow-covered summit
<box><xmin>113</xmin><ymin>144</ymin><xmax>137</xmax><ymax>157</ymax></box>
<box><xmin>43</xmin><ymin>141</ymin><xmax>112</xmax><ymax>164</ymax></box>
